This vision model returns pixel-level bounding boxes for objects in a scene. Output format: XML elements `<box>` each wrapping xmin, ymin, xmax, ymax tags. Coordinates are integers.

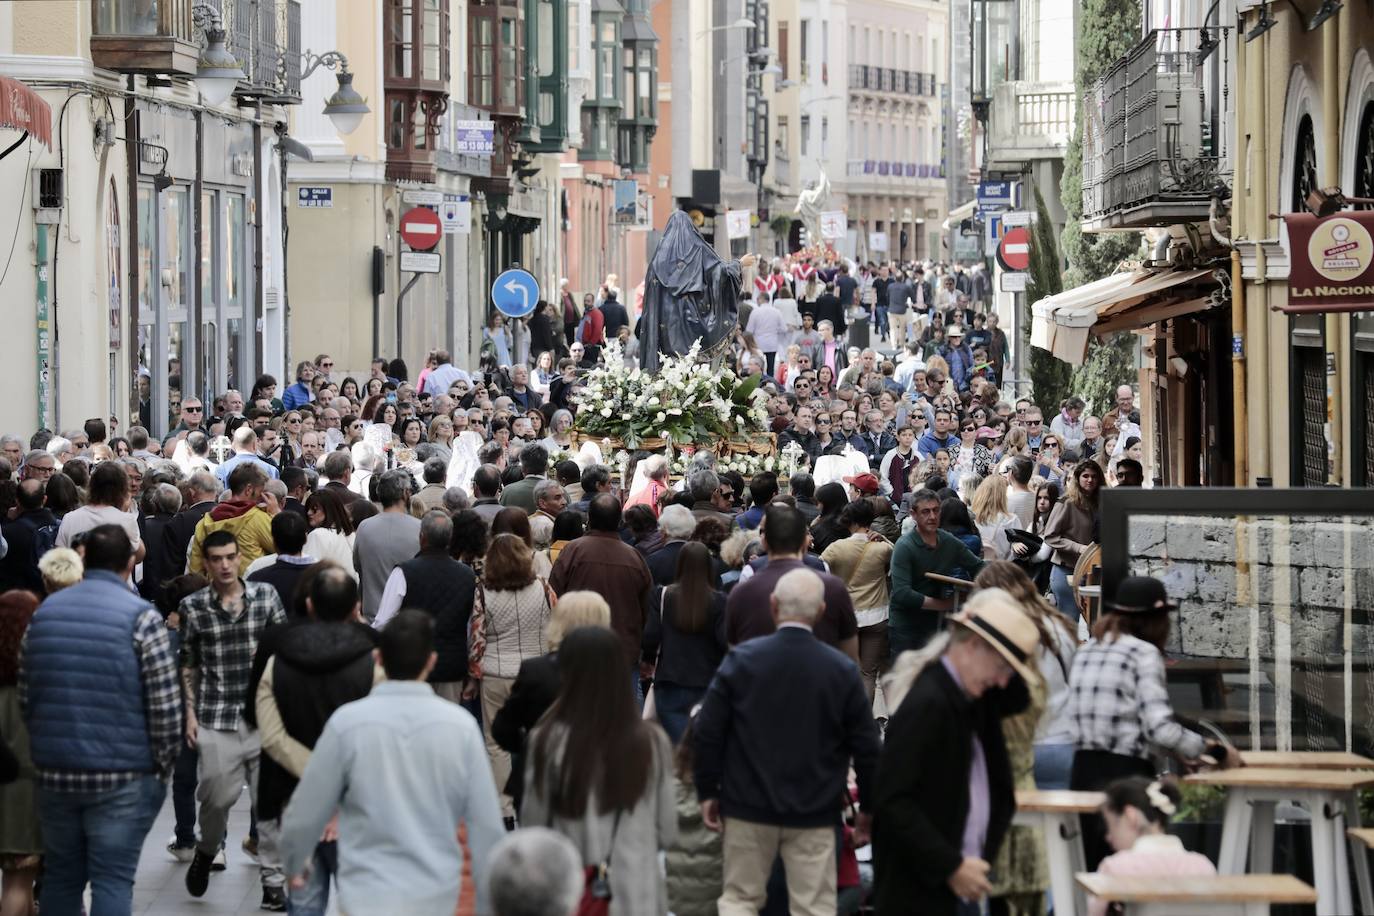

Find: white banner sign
<box><xmin>1000</xmin><ymin>271</ymin><xmax>1029</xmax><ymax>292</ymax></box>
<box><xmin>820</xmin><ymin>210</ymin><xmax>847</xmax><ymax>239</ymax></box>
<box><xmin>725</xmin><ymin>209</ymin><xmax>752</xmax><ymax>240</ymax></box>
<box><xmin>868</xmin><ymin>231</ymin><xmax>889</xmax><ymax>252</ymax></box>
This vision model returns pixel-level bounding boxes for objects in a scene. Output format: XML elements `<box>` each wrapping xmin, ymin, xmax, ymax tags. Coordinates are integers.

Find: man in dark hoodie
<box><xmin>0</xmin><ymin>478</ymin><xmax>59</xmax><ymax>592</ymax></box>
<box><xmin>254</xmin><ymin>567</ymin><xmax>379</xmax><ymax>916</ymax></box>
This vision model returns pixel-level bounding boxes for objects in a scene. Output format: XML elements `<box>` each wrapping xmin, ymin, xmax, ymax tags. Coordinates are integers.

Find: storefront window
<box><xmin>167</xmin><ymin>321</ymin><xmax>186</xmax><ymax>430</ymax></box>
<box><xmin>226</xmin><ymin>194</ymin><xmax>246</xmax><ymax>310</ymax></box>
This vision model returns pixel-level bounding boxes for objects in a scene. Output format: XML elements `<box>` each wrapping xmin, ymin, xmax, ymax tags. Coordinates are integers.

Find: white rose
<box><xmin>600</xmin><ymin>407</ymin><xmax>613</xmax><ymax>418</ymax></box>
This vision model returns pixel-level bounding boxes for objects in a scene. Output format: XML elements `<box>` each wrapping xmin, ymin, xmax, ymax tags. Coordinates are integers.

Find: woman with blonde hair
<box><xmin>971</xmin><ymin>474</ymin><xmax>1020</xmax><ymax>560</ymax></box>
<box><xmin>37</xmin><ymin>548</ymin><xmax>84</xmax><ymax>594</ymax></box>
<box><xmin>491</xmin><ymin>591</ymin><xmax>611</xmax><ymax>815</ymax></box>
<box><xmin>468</xmin><ymin>533</ymin><xmax>558</xmax><ymax>821</ymax></box>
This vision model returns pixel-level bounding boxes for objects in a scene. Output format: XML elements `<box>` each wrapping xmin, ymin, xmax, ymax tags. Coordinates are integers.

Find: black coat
<box><xmin>161</xmin><ymin>501</ymin><xmax>216</xmax><ymax>577</ymax></box>
<box><xmin>872</xmin><ymin>660</ymin><xmax>1027</xmax><ymax>916</ymax></box>
<box><xmin>491</xmin><ymin>652</ymin><xmax>560</xmax><ymax>811</ymax></box>
<box><xmin>528</xmin><ymin>310</ymin><xmax>561</xmax><ymax>358</ymax></box>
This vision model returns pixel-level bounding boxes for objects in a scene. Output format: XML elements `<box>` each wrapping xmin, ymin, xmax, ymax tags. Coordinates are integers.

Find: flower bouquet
<box><xmin>573</xmin><ymin>339</ymin><xmax>772</xmax><ymax>451</ymax></box>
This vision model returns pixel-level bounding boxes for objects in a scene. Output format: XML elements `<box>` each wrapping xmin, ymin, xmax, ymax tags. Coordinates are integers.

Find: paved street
<box><xmin>128</xmin><ymin>793</ymin><xmax>307</xmax><ymax>916</ymax></box>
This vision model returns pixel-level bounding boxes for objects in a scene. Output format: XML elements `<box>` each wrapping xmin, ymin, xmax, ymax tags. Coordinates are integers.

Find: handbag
<box><xmin>574</xmin><ymin>811</ymin><xmax>621</xmax><ymax>916</ymax></box>
<box><xmin>642</xmin><ymin>588</ymin><xmax>665</xmax><ymax>722</ymax></box>
<box><xmin>467</xmin><ymin>582</ymin><xmax>488</xmax><ymax>681</ymax></box>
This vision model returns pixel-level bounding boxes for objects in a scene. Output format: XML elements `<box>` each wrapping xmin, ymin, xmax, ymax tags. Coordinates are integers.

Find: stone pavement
<box><xmin>128</xmin><ymin>791</ymin><xmax>334</xmax><ymax>916</ymax></box>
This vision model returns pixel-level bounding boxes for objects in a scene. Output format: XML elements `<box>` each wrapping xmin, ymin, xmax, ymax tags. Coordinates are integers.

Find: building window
<box><xmin>1292</xmin><ymin>114</ymin><xmax>1318</xmax><ymax>214</ymax></box>
<box><xmin>821</xmin><ymin>116</ymin><xmax>828</xmax><ymax>157</ymax></box>
<box><xmin>1355</xmin><ymin>102</ymin><xmax>1374</xmax><ymax>205</ymax></box>
<box><xmin>469</xmin><ymin>1</ymin><xmax>522</xmax><ymax>114</ymax></box>
<box><xmin>800</xmin><ymin>19</ymin><xmax>809</xmax><ymax>82</ymax></box>
<box><xmin>800</xmin><ymin>115</ymin><xmax>810</xmax><ymax>155</ymax></box>
<box><xmin>778</xmin><ymin>20</ymin><xmax>789</xmax><ymax>79</ymax></box>
<box><xmin>777</xmin><ymin>115</ymin><xmax>789</xmax><ymax>158</ymax></box>
<box><xmin>387</xmin><ymin>0</ymin><xmax>451</xmax><ymax>180</ymax></box>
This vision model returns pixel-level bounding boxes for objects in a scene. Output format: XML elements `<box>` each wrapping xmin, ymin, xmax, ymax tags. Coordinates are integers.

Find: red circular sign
<box><xmin>997</xmin><ymin>226</ymin><xmax>1031</xmax><ymax>272</ymax></box>
<box><xmin>399</xmin><ymin>206</ymin><xmax>442</xmax><ymax>251</ymax></box>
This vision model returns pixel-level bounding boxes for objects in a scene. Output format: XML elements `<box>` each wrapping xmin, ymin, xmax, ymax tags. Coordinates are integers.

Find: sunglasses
<box><xmin>817</xmin><ymin>417</ymin><xmax>832</xmax><ymax>424</ymax></box>
<box><xmin>185</xmin><ymin>406</ymin><xmax>203</xmax><ymax>412</ymax></box>
<box><xmin>321</xmin><ymin>362</ymin><xmax>334</xmax><ymax>368</ymax></box>
<box><xmin>962</xmin><ymin>426</ymin><xmax>976</xmax><ymax>432</ymax></box>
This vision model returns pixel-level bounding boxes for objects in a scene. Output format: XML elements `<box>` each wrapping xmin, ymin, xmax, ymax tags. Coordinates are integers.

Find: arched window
<box><xmin>1291</xmin><ymin>113</ymin><xmax>1319</xmax><ymax>214</ymax></box>
<box><xmin>1354</xmin><ymin>101</ymin><xmax>1374</xmax><ymax>207</ymax></box>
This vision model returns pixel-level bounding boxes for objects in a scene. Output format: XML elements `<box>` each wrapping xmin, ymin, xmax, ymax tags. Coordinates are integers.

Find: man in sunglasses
<box><xmin>1022</xmin><ymin>408</ymin><xmax>1046</xmax><ymax>453</ymax></box>
<box><xmin>171</xmin><ymin>398</ymin><xmax>206</xmax><ymax>435</ymax></box>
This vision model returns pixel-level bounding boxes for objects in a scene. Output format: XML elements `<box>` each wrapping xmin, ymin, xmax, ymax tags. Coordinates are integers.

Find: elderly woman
<box><xmin>539</xmin><ymin>409</ymin><xmax>575</xmax><ymax>458</ymax></box>
<box><xmin>625</xmin><ymin>454</ymin><xmax>671</xmax><ymax>517</ymax></box>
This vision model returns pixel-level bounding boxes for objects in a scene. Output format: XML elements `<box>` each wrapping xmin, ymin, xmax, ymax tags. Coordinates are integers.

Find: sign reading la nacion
<box><xmin>1283</xmin><ymin>211</ymin><xmax>1374</xmax><ymax>313</ymax></box>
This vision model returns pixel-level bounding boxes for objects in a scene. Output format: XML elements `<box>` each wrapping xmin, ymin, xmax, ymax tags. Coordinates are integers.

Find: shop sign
<box><xmin>1283</xmin><ymin>211</ymin><xmax>1374</xmax><ymax>313</ymax></box>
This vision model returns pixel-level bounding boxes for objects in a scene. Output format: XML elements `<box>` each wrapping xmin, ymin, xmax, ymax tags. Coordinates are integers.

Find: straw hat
<box><xmin>953</xmin><ymin>588</ymin><xmax>1041</xmax><ymax>685</ymax></box>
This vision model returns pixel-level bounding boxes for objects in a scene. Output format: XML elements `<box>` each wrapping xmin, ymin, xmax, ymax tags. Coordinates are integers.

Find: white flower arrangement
<box><xmin>573</xmin><ymin>338</ymin><xmax>771</xmax><ymax>449</ymax></box>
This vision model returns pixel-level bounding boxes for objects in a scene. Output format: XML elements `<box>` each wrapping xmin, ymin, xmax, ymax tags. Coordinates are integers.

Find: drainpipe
<box><xmin>1322</xmin><ymin>13</ymin><xmax>1343</xmax><ymax>485</ymax></box>
<box><xmin>1250</xmin><ymin>29</ymin><xmax>1272</xmax><ymax>483</ymax></box>
<box><xmin>1232</xmin><ymin>247</ymin><xmax>1248</xmax><ymax>485</ymax></box>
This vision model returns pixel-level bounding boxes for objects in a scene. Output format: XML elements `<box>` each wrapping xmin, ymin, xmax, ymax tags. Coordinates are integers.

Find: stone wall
<box><xmin>1127</xmin><ymin>514</ymin><xmax>1374</xmax><ymax>751</ymax></box>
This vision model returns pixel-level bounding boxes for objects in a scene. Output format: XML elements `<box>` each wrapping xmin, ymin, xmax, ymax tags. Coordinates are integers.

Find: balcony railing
<box><xmin>845</xmin><ymin>160</ymin><xmax>946</xmax><ymax>181</ymax></box>
<box><xmin>1081</xmin><ymin>27</ymin><xmax>1231</xmax><ymax>231</ymax></box>
<box><xmin>848</xmin><ymin>65</ymin><xmax>938</xmax><ymax>97</ymax></box>
<box><xmin>91</xmin><ymin>0</ymin><xmax>199</xmax><ymax>75</ymax></box>
<box><xmin>220</xmin><ymin>0</ymin><xmax>302</xmax><ymax>103</ymax></box>
<box><xmin>986</xmin><ymin>80</ymin><xmax>1075</xmax><ymax>166</ymax></box>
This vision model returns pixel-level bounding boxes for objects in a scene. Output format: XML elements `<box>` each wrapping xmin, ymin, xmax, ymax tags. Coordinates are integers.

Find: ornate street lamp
<box><xmin>189</xmin><ymin>4</ymin><xmax>246</xmax><ymax>106</ymax></box>
<box><xmin>301</xmin><ymin>51</ymin><xmax>370</xmax><ymax>136</ymax></box>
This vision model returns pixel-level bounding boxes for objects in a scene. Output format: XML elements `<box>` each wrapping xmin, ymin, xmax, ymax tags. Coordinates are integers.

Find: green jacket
<box><xmin>665</xmin><ymin>778</ymin><xmax>722</xmax><ymax>916</ymax></box>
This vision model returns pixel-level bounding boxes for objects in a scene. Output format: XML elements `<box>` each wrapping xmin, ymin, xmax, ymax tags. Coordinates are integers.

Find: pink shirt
<box><xmin>1088</xmin><ymin>834</ymin><xmax>1217</xmax><ymax>916</ymax></box>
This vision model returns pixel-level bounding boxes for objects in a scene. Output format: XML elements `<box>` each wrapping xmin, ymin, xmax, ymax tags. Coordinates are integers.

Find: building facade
<box><xmin>0</xmin><ymin>0</ymin><xmax>306</xmax><ymax>439</ymax></box>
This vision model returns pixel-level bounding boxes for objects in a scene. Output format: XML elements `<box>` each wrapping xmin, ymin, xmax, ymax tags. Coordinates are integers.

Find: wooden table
<box><xmin>1185</xmin><ymin>767</ymin><xmax>1374</xmax><ymax>915</ymax></box>
<box><xmin>1241</xmin><ymin>750</ymin><xmax>1374</xmax><ymax>770</ymax></box>
<box><xmin>1075</xmin><ymin>873</ymin><xmax>1317</xmax><ymax>915</ymax></box>
<box><xmin>1014</xmin><ymin>790</ymin><xmax>1104</xmax><ymax>916</ymax></box>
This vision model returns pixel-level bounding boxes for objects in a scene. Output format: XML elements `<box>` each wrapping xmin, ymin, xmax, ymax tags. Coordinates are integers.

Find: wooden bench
<box><xmin>1014</xmin><ymin>790</ymin><xmax>1104</xmax><ymax>916</ymax></box>
<box><xmin>1075</xmin><ymin>873</ymin><xmax>1317</xmax><ymax>915</ymax></box>
<box><xmin>1185</xmin><ymin>767</ymin><xmax>1374</xmax><ymax>915</ymax></box>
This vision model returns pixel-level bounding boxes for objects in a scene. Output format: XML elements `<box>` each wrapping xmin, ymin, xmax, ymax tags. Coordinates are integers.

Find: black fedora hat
<box><xmin>1105</xmin><ymin>575</ymin><xmax>1179</xmax><ymax>614</ymax></box>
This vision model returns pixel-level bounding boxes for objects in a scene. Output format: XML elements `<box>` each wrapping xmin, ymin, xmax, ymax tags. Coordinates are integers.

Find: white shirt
<box><xmin>372</xmin><ymin>567</ymin><xmax>409</xmax><ymax>631</ymax></box>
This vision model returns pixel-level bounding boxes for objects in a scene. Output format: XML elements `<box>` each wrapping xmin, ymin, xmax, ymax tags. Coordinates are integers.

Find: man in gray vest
<box><xmin>20</xmin><ymin>524</ymin><xmax>181</xmax><ymax>915</ymax></box>
<box><xmin>353</xmin><ymin>470</ymin><xmax>422</xmax><ymax>622</ymax></box>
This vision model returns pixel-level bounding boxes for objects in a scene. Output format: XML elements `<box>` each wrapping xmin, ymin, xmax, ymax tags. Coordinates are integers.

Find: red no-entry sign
<box><xmin>997</xmin><ymin>226</ymin><xmax>1031</xmax><ymax>272</ymax></box>
<box><xmin>399</xmin><ymin>206</ymin><xmax>442</xmax><ymax>251</ymax></box>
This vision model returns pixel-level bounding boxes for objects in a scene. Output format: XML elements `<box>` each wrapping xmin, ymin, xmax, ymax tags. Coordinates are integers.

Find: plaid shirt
<box><xmin>1066</xmin><ymin>634</ymin><xmax>1206</xmax><ymax>760</ymax></box>
<box><xmin>179</xmin><ymin>581</ymin><xmax>286</xmax><ymax>731</ymax></box>
<box><xmin>19</xmin><ymin>607</ymin><xmax>183</xmax><ymax>793</ymax></box>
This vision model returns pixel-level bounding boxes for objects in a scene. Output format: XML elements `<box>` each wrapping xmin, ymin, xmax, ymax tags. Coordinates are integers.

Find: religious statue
<box><xmin>639</xmin><ymin>209</ymin><xmax>757</xmax><ymax>372</ymax></box>
<box><xmin>794</xmin><ymin>171</ymin><xmax>831</xmax><ymax>245</ymax></box>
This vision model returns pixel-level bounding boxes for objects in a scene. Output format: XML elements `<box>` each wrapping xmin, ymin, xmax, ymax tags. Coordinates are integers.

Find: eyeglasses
<box><xmin>321</xmin><ymin>361</ymin><xmax>334</xmax><ymax>368</ymax></box>
<box><xmin>349</xmin><ymin>423</ymin><xmax>363</xmax><ymax>430</ymax></box>
<box><xmin>286</xmin><ymin>417</ymin><xmax>301</xmax><ymax>424</ymax></box>
<box><xmin>1026</xmin><ymin>419</ymin><xmax>1043</xmax><ymax>426</ymax></box>
<box><xmin>184</xmin><ymin>406</ymin><xmax>203</xmax><ymax>413</ymax></box>
<box><xmin>962</xmin><ymin>425</ymin><xmax>976</xmax><ymax>432</ymax></box>
<box><xmin>817</xmin><ymin>417</ymin><xmax>832</xmax><ymax>424</ymax></box>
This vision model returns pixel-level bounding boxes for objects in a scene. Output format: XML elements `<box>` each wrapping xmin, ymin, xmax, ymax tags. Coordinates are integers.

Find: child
<box><xmin>1088</xmin><ymin>776</ymin><xmax>1216</xmax><ymax>916</ymax></box>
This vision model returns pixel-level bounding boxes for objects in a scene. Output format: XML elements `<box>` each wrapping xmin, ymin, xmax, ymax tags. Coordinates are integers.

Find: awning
<box><xmin>0</xmin><ymin>75</ymin><xmax>53</xmax><ymax>149</ymax></box>
<box><xmin>942</xmin><ymin>198</ymin><xmax>977</xmax><ymax>232</ymax></box>
<box><xmin>1030</xmin><ymin>267</ymin><xmax>1220</xmax><ymax>365</ymax></box>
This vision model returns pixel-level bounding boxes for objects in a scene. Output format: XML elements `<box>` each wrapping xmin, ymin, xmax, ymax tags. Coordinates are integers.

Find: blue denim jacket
<box><xmin>279</xmin><ymin>681</ymin><xmax>505</xmax><ymax>916</ymax></box>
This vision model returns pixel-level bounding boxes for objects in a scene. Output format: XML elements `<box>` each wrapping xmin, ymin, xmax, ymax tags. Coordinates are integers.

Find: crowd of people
<box><xmin>0</xmin><ymin>253</ymin><xmax>1236</xmax><ymax>916</ymax></box>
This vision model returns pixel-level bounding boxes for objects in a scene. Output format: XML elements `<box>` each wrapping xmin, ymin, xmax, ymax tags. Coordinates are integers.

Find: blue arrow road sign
<box><xmin>491</xmin><ymin>269</ymin><xmax>540</xmax><ymax>319</ymax></box>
